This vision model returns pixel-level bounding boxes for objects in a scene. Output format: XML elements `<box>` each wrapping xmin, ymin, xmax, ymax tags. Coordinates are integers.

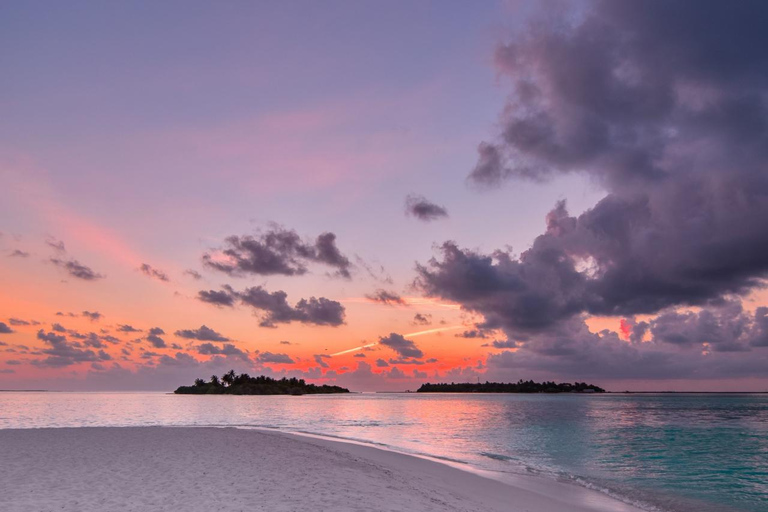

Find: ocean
<box><xmin>1</xmin><ymin>392</ymin><xmax>765</xmax><ymax>512</ymax></box>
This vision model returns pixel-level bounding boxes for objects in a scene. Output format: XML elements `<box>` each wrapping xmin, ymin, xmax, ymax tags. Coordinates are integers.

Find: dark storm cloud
<box><xmin>203</xmin><ymin>226</ymin><xmax>352</xmax><ymax>279</ymax></box>
<box><xmin>257</xmin><ymin>352</ymin><xmax>295</xmax><ymax>364</ymax></box>
<box><xmin>0</xmin><ymin>322</ymin><xmax>14</xmax><ymax>334</ymax></box>
<box><xmin>649</xmin><ymin>300</ymin><xmax>767</xmax><ymax>353</ymax></box>
<box><xmin>485</xmin><ymin>315</ymin><xmax>768</xmax><ymax>381</ymax></box>
<box><xmin>50</xmin><ymin>258</ymin><xmax>104</xmax><ymax>281</ymax></box>
<box><xmin>139</xmin><ymin>263</ymin><xmax>170</xmax><ymax>282</ymax></box>
<box><xmin>365</xmin><ymin>289</ymin><xmax>405</xmax><ymax>306</ymax></box>
<box><xmin>200</xmin><ymin>285</ymin><xmax>345</xmax><ymax>328</ymax></box>
<box><xmin>174</xmin><ymin>325</ymin><xmax>230</xmax><ymax>342</ymax></box>
<box><xmin>405</xmin><ymin>195</ymin><xmax>448</xmax><ymax>221</ymax></box>
<box><xmin>419</xmin><ymin>0</ymin><xmax>768</xmax><ymax>380</ymax></box>
<box><xmin>378</xmin><ymin>333</ymin><xmax>424</xmax><ymax>359</ymax></box>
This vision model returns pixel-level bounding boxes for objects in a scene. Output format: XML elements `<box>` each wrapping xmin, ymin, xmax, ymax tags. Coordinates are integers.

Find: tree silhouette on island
<box><xmin>417</xmin><ymin>380</ymin><xmax>605</xmax><ymax>393</ymax></box>
<box><xmin>174</xmin><ymin>370</ymin><xmax>349</xmax><ymax>395</ymax></box>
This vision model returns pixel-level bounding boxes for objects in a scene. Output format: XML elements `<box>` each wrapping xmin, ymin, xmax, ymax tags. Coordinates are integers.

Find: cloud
<box><xmin>416</xmin><ymin>0</ymin><xmax>768</xmax><ymax>382</ymax></box>
<box><xmin>81</xmin><ymin>333</ymin><xmax>115</xmax><ymax>349</ymax></box>
<box><xmin>174</xmin><ymin>325</ymin><xmax>230</xmax><ymax>342</ymax></box>
<box><xmin>184</xmin><ymin>269</ymin><xmax>202</xmax><ymax>280</ymax></box>
<box><xmin>649</xmin><ymin>300</ymin><xmax>766</xmax><ymax>352</ymax></box>
<box><xmin>257</xmin><ymin>352</ymin><xmax>295</xmax><ymax>364</ymax></box>
<box><xmin>51</xmin><ymin>323</ymin><xmax>67</xmax><ymax>333</ymax></box>
<box><xmin>412</xmin><ymin>313</ymin><xmax>432</xmax><ymax>325</ymax></box>
<box><xmin>491</xmin><ymin>339</ymin><xmax>518</xmax><ymax>349</ymax></box>
<box><xmin>197</xmin><ymin>343</ymin><xmax>248</xmax><ymax>360</ymax></box>
<box><xmin>314</xmin><ymin>354</ymin><xmax>331</xmax><ymax>368</ymax></box>
<box><xmin>197</xmin><ymin>287</ymin><xmax>237</xmax><ymax>307</ymax></box>
<box><xmin>32</xmin><ymin>329</ymin><xmax>110</xmax><ymax>368</ymax></box>
<box><xmin>196</xmin><ymin>285</ymin><xmax>345</xmax><ymax>327</ymax></box>
<box><xmin>375</xmin><ymin>359</ymin><xmax>390</xmax><ymax>367</ymax></box>
<box><xmin>379</xmin><ymin>333</ymin><xmax>424</xmax><ymax>359</ymax></box>
<box><xmin>139</xmin><ymin>263</ymin><xmax>170</xmax><ymax>282</ymax></box>
<box><xmin>222</xmin><ymin>285</ymin><xmax>346</xmax><ymax>328</ymax></box>
<box><xmin>82</xmin><ymin>311</ymin><xmax>102</xmax><ymax>322</ymax></box>
<box><xmin>45</xmin><ymin>237</ymin><xmax>66</xmax><ymax>254</ymax></box>
<box><xmin>0</xmin><ymin>322</ymin><xmax>14</xmax><ymax>334</ymax></box>
<box><xmin>456</xmin><ymin>329</ymin><xmax>489</xmax><ymax>339</ymax></box>
<box><xmin>50</xmin><ymin>258</ymin><xmax>104</xmax><ymax>281</ymax></box>
<box><xmin>203</xmin><ymin>226</ymin><xmax>352</xmax><ymax>279</ymax></box>
<box><xmin>483</xmin><ymin>314</ymin><xmax>768</xmax><ymax>383</ymax></box>
<box><xmin>8</xmin><ymin>318</ymin><xmax>40</xmax><ymax>326</ymax></box>
<box><xmin>146</xmin><ymin>327</ymin><xmax>167</xmax><ymax>349</ymax></box>
<box><xmin>405</xmin><ymin>194</ymin><xmax>448</xmax><ymax>221</ymax></box>
<box><xmin>117</xmin><ymin>325</ymin><xmax>142</xmax><ymax>333</ymax></box>
<box><xmin>365</xmin><ymin>289</ymin><xmax>405</xmax><ymax>306</ymax></box>
<box><xmin>355</xmin><ymin>256</ymin><xmax>394</xmax><ymax>285</ymax></box>
<box><xmin>9</xmin><ymin>249</ymin><xmax>29</xmax><ymax>258</ymax></box>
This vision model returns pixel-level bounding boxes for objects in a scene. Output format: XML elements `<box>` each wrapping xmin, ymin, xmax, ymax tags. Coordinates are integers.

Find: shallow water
<box><xmin>1</xmin><ymin>392</ymin><xmax>766</xmax><ymax>512</ymax></box>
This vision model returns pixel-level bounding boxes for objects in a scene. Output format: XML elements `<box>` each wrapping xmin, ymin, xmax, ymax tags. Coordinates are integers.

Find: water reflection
<box><xmin>0</xmin><ymin>392</ymin><xmax>766</xmax><ymax>512</ymax></box>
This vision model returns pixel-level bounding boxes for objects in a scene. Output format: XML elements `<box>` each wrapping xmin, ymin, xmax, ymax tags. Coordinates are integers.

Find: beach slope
<box><xmin>0</xmin><ymin>427</ymin><xmax>643</xmax><ymax>512</ymax></box>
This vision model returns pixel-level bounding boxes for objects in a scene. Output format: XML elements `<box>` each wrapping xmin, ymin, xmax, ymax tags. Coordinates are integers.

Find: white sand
<box><xmin>0</xmin><ymin>427</ymin><xmax>645</xmax><ymax>512</ymax></box>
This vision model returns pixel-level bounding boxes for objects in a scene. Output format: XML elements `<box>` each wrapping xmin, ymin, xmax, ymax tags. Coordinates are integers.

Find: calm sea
<box><xmin>1</xmin><ymin>392</ymin><xmax>766</xmax><ymax>512</ymax></box>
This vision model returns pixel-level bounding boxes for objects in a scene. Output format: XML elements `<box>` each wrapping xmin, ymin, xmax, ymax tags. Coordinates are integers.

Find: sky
<box><xmin>2</xmin><ymin>0</ymin><xmax>768</xmax><ymax>392</ymax></box>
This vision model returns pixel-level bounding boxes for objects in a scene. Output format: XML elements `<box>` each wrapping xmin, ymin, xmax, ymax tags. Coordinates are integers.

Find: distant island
<box><xmin>417</xmin><ymin>380</ymin><xmax>605</xmax><ymax>393</ymax></box>
<box><xmin>174</xmin><ymin>371</ymin><xmax>349</xmax><ymax>395</ymax></box>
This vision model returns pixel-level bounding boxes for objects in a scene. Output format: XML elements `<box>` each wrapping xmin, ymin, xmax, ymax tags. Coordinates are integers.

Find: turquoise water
<box><xmin>1</xmin><ymin>392</ymin><xmax>766</xmax><ymax>512</ymax></box>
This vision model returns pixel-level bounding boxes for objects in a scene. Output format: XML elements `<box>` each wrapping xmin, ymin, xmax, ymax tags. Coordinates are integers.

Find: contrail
<box><xmin>329</xmin><ymin>325</ymin><xmax>463</xmax><ymax>357</ymax></box>
<box><xmin>404</xmin><ymin>325</ymin><xmax>463</xmax><ymax>338</ymax></box>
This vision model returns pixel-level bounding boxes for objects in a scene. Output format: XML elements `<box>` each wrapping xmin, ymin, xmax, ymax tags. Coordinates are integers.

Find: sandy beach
<box><xmin>0</xmin><ymin>426</ymin><xmax>645</xmax><ymax>512</ymax></box>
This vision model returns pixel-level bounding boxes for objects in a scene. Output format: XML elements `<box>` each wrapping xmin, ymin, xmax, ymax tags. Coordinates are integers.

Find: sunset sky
<box><xmin>3</xmin><ymin>0</ymin><xmax>768</xmax><ymax>391</ymax></box>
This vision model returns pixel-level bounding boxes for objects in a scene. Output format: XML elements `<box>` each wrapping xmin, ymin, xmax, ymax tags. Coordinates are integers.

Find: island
<box><xmin>174</xmin><ymin>371</ymin><xmax>349</xmax><ymax>395</ymax></box>
<box><xmin>417</xmin><ymin>380</ymin><xmax>605</xmax><ymax>393</ymax></box>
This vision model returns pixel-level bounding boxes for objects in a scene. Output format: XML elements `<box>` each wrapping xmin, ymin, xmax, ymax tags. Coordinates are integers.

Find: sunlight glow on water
<box><xmin>1</xmin><ymin>392</ymin><xmax>766</xmax><ymax>512</ymax></box>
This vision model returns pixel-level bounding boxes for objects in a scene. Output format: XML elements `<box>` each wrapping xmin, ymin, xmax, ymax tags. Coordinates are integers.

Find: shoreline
<box><xmin>1</xmin><ymin>426</ymin><xmax>645</xmax><ymax>512</ymax></box>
